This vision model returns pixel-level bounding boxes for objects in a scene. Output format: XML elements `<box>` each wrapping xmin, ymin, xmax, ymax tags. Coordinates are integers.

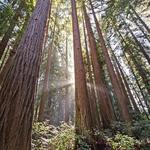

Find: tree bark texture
<box><xmin>89</xmin><ymin>0</ymin><xmax>131</xmax><ymax>123</ymax></box>
<box><xmin>0</xmin><ymin>0</ymin><xmax>51</xmax><ymax>150</ymax></box>
<box><xmin>71</xmin><ymin>0</ymin><xmax>92</xmax><ymax>134</ymax></box>
<box><xmin>83</xmin><ymin>4</ymin><xmax>114</xmax><ymax>128</ymax></box>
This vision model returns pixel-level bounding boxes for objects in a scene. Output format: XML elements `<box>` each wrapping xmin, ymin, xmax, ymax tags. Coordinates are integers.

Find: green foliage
<box><xmin>76</xmin><ymin>134</ymin><xmax>91</xmax><ymax>150</ymax></box>
<box><xmin>32</xmin><ymin>122</ymin><xmax>62</xmax><ymax>150</ymax></box>
<box><xmin>32</xmin><ymin>122</ymin><xmax>50</xmax><ymax>135</ymax></box>
<box><xmin>109</xmin><ymin>119</ymin><xmax>150</xmax><ymax>150</ymax></box>
<box><xmin>0</xmin><ymin>2</ymin><xmax>14</xmax><ymax>35</ymax></box>
<box><xmin>32</xmin><ymin>122</ymin><xmax>52</xmax><ymax>150</ymax></box>
<box><xmin>131</xmin><ymin>119</ymin><xmax>150</xmax><ymax>140</ymax></box>
<box><xmin>49</xmin><ymin>123</ymin><xmax>75</xmax><ymax>150</ymax></box>
<box><xmin>111</xmin><ymin>121</ymin><xmax>129</xmax><ymax>134</ymax></box>
<box><xmin>32</xmin><ymin>120</ymin><xmax>150</xmax><ymax>150</ymax></box>
<box><xmin>108</xmin><ymin>133</ymin><xmax>138</xmax><ymax>150</ymax></box>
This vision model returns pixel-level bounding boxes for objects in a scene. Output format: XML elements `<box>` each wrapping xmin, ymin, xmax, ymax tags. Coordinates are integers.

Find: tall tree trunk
<box><xmin>124</xmin><ymin>52</ymin><xmax>150</xmax><ymax>113</ymax></box>
<box><xmin>126</xmin><ymin>48</ymin><xmax>150</xmax><ymax>95</ymax></box>
<box><xmin>38</xmin><ymin>11</ymin><xmax>55</xmax><ymax>122</ymax></box>
<box><xmin>0</xmin><ymin>0</ymin><xmax>51</xmax><ymax>149</ymax></box>
<box><xmin>130</xmin><ymin>11</ymin><xmax>150</xmax><ymax>43</ymax></box>
<box><xmin>64</xmin><ymin>35</ymin><xmax>70</xmax><ymax>123</ymax></box>
<box><xmin>122</xmin><ymin>18</ymin><xmax>150</xmax><ymax>64</ymax></box>
<box><xmin>83</xmin><ymin>18</ymin><xmax>101</xmax><ymax>128</ymax></box>
<box><xmin>89</xmin><ymin>0</ymin><xmax>131</xmax><ymax>123</ymax></box>
<box><xmin>83</xmin><ymin>4</ymin><xmax>114</xmax><ymax>128</ymax></box>
<box><xmin>121</xmin><ymin>68</ymin><xmax>149</xmax><ymax>118</ymax></box>
<box><xmin>116</xmin><ymin>29</ymin><xmax>150</xmax><ymax>111</ymax></box>
<box><xmin>129</xmin><ymin>5</ymin><xmax>150</xmax><ymax>33</ymax></box>
<box><xmin>71</xmin><ymin>0</ymin><xmax>92</xmax><ymax>134</ymax></box>
<box><xmin>112</xmin><ymin>52</ymin><xmax>140</xmax><ymax>113</ymax></box>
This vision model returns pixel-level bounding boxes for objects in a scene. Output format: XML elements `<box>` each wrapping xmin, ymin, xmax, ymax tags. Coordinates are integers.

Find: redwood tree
<box><xmin>89</xmin><ymin>0</ymin><xmax>131</xmax><ymax>123</ymax></box>
<box><xmin>83</xmin><ymin>4</ymin><xmax>114</xmax><ymax>128</ymax></box>
<box><xmin>38</xmin><ymin>10</ymin><xmax>55</xmax><ymax>122</ymax></box>
<box><xmin>0</xmin><ymin>0</ymin><xmax>51</xmax><ymax>149</ymax></box>
<box><xmin>71</xmin><ymin>0</ymin><xmax>92</xmax><ymax>134</ymax></box>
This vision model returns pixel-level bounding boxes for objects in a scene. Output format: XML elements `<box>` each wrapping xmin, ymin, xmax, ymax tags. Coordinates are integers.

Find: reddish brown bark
<box><xmin>83</xmin><ymin>4</ymin><xmax>114</xmax><ymax>128</ymax></box>
<box><xmin>89</xmin><ymin>0</ymin><xmax>131</xmax><ymax>123</ymax></box>
<box><xmin>71</xmin><ymin>0</ymin><xmax>92</xmax><ymax>134</ymax></box>
<box><xmin>0</xmin><ymin>0</ymin><xmax>51</xmax><ymax>149</ymax></box>
<box><xmin>83</xmin><ymin>19</ymin><xmax>101</xmax><ymax>128</ymax></box>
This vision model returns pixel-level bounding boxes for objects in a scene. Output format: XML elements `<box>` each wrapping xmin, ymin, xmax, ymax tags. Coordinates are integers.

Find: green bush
<box><xmin>49</xmin><ymin>123</ymin><xmax>75</xmax><ymax>150</ymax></box>
<box><xmin>32</xmin><ymin>122</ymin><xmax>50</xmax><ymax>135</ymax></box>
<box><xmin>108</xmin><ymin>133</ymin><xmax>138</xmax><ymax>150</ymax></box>
<box><xmin>131</xmin><ymin>119</ymin><xmax>150</xmax><ymax>140</ymax></box>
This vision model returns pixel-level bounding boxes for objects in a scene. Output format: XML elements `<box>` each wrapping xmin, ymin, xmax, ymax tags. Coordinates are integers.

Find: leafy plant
<box><xmin>49</xmin><ymin>123</ymin><xmax>75</xmax><ymax>150</ymax></box>
<box><xmin>108</xmin><ymin>133</ymin><xmax>138</xmax><ymax>150</ymax></box>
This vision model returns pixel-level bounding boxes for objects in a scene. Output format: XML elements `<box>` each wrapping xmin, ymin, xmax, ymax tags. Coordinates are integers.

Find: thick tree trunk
<box><xmin>83</xmin><ymin>4</ymin><xmax>114</xmax><ymax>128</ymax></box>
<box><xmin>71</xmin><ymin>0</ymin><xmax>92</xmax><ymax>134</ymax></box>
<box><xmin>83</xmin><ymin>19</ymin><xmax>101</xmax><ymax>128</ymax></box>
<box><xmin>0</xmin><ymin>0</ymin><xmax>51</xmax><ymax>150</ymax></box>
<box><xmin>89</xmin><ymin>0</ymin><xmax>131</xmax><ymax>123</ymax></box>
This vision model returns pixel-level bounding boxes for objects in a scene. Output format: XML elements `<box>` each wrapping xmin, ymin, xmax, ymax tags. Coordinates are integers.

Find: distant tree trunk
<box><xmin>116</xmin><ymin>29</ymin><xmax>150</xmax><ymax>111</ymax></box>
<box><xmin>0</xmin><ymin>3</ymin><xmax>23</xmax><ymax>59</ymax></box>
<box><xmin>121</xmin><ymin>68</ymin><xmax>149</xmax><ymax>117</ymax></box>
<box><xmin>83</xmin><ymin>4</ymin><xmax>114</xmax><ymax>128</ymax></box>
<box><xmin>71</xmin><ymin>0</ymin><xmax>92</xmax><ymax>134</ymax></box>
<box><xmin>124</xmin><ymin>52</ymin><xmax>150</xmax><ymax>113</ymax></box>
<box><xmin>112</xmin><ymin>52</ymin><xmax>140</xmax><ymax>113</ymax></box>
<box><xmin>38</xmin><ymin>11</ymin><xmax>55</xmax><ymax>122</ymax></box>
<box><xmin>83</xmin><ymin>18</ymin><xmax>101</xmax><ymax>128</ymax></box>
<box><xmin>129</xmin><ymin>5</ymin><xmax>150</xmax><ymax>33</ymax></box>
<box><xmin>126</xmin><ymin>48</ymin><xmax>150</xmax><ymax>95</ymax></box>
<box><xmin>130</xmin><ymin>12</ymin><xmax>150</xmax><ymax>43</ymax></box>
<box><xmin>64</xmin><ymin>35</ymin><xmax>70</xmax><ymax>123</ymax></box>
<box><xmin>89</xmin><ymin>0</ymin><xmax>131</xmax><ymax>123</ymax></box>
<box><xmin>123</xmin><ymin>19</ymin><xmax>150</xmax><ymax>64</ymax></box>
<box><xmin>0</xmin><ymin>0</ymin><xmax>51</xmax><ymax>150</ymax></box>
<box><xmin>38</xmin><ymin>43</ymin><xmax>54</xmax><ymax>122</ymax></box>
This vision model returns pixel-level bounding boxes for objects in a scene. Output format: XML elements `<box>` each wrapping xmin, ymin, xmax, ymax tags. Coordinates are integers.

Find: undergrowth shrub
<box><xmin>107</xmin><ymin>133</ymin><xmax>139</xmax><ymax>150</ymax></box>
<box><xmin>32</xmin><ymin>119</ymin><xmax>150</xmax><ymax>150</ymax></box>
<box><xmin>49</xmin><ymin>123</ymin><xmax>75</xmax><ymax>150</ymax></box>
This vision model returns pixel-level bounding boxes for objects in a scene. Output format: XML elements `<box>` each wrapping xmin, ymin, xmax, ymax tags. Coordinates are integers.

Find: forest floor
<box><xmin>32</xmin><ymin>120</ymin><xmax>150</xmax><ymax>150</ymax></box>
<box><xmin>32</xmin><ymin>121</ymin><xmax>75</xmax><ymax>150</ymax></box>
